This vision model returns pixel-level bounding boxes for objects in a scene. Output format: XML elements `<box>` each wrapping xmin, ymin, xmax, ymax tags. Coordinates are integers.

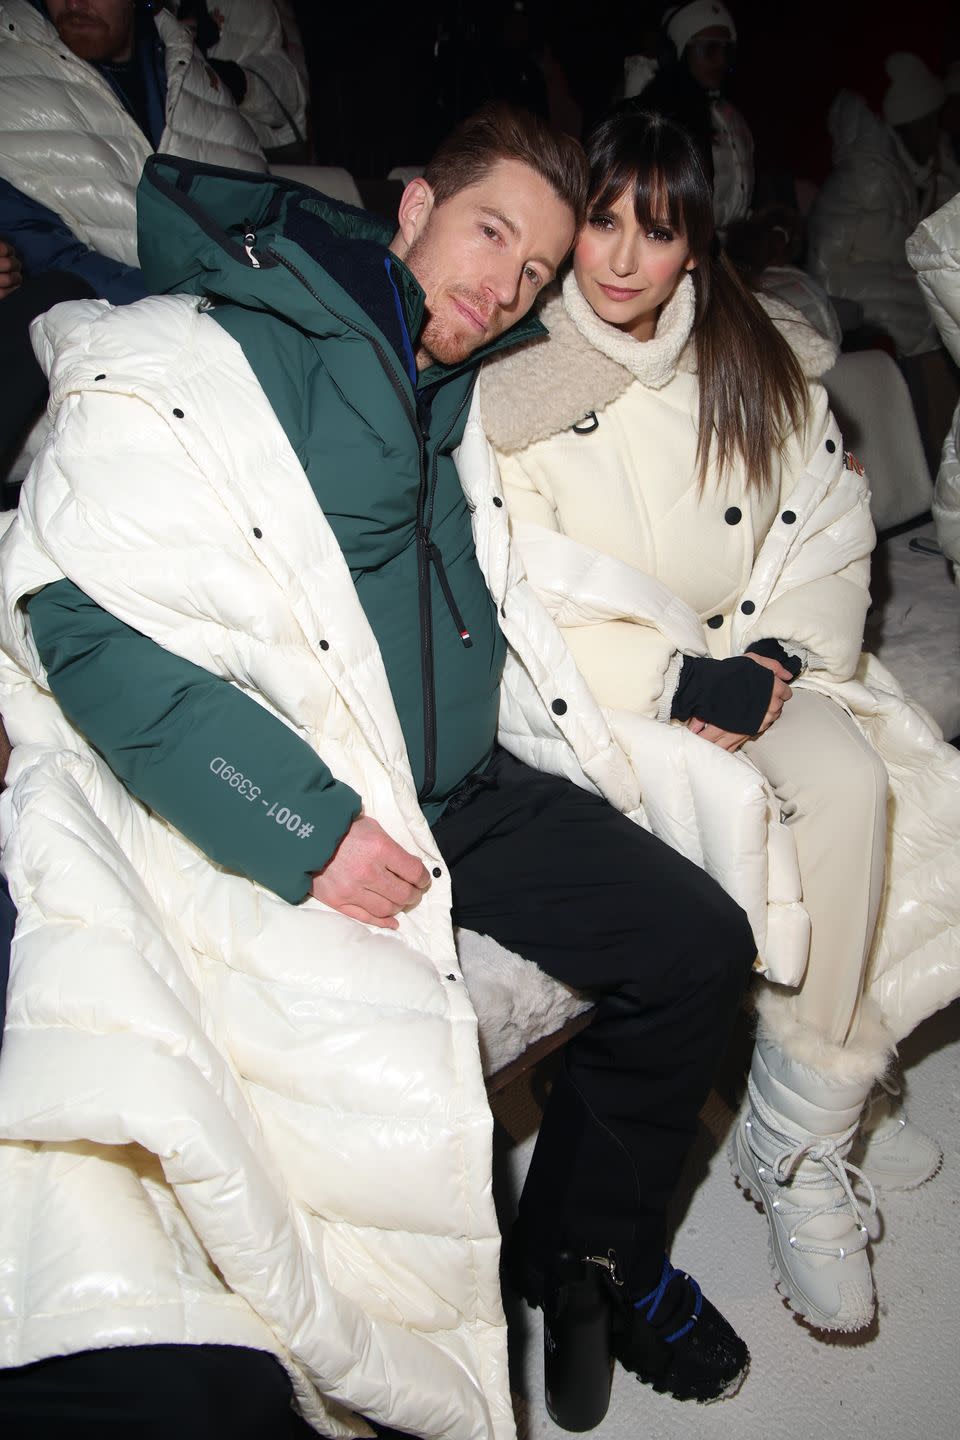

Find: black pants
<box><xmin>0</xmin><ymin>1345</ymin><xmax>316</xmax><ymax>1437</ymax></box>
<box><xmin>433</xmin><ymin>749</ymin><xmax>755</xmax><ymax>1294</ymax></box>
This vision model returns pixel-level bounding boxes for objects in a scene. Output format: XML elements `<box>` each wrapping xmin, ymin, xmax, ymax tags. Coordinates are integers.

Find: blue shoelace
<box><xmin>634</xmin><ymin>1256</ymin><xmax>703</xmax><ymax>1343</ymax></box>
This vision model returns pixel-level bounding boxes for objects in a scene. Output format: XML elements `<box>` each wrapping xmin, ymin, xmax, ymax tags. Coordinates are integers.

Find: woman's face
<box><xmin>684</xmin><ymin>25</ymin><xmax>735</xmax><ymax>92</ymax></box>
<box><xmin>573</xmin><ymin>187</ymin><xmax>695</xmax><ymax>343</ymax></box>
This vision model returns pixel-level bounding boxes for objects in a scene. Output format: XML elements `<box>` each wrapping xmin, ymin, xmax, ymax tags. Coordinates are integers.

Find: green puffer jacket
<box><xmin>28</xmin><ymin>156</ymin><xmax>544</xmax><ymax>901</ymax></box>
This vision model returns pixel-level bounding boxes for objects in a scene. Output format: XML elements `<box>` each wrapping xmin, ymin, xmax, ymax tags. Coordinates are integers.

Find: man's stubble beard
<box><xmin>55</xmin><ymin>15</ymin><xmax>123</xmax><ymax>64</ymax></box>
<box><xmin>405</xmin><ymin>233</ymin><xmax>498</xmax><ymax>369</ymax></box>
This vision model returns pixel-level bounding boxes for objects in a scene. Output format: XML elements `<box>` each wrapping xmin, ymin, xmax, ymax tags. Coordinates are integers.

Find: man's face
<box><xmin>395</xmin><ymin>159</ymin><xmax>576</xmax><ymax>370</ymax></box>
<box><xmin>46</xmin><ymin>0</ymin><xmax>136</xmax><ymax>64</ymax></box>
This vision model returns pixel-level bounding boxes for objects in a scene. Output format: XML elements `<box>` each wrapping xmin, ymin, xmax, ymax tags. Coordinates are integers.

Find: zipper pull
<box><xmin>428</xmin><ymin>542</ymin><xmax>473</xmax><ymax>648</ymax></box>
<box><xmin>243</xmin><ymin>232</ymin><xmax>261</xmax><ymax>269</ymax></box>
<box><xmin>584</xmin><ymin>1250</ymin><xmax>623</xmax><ymax>1286</ymax></box>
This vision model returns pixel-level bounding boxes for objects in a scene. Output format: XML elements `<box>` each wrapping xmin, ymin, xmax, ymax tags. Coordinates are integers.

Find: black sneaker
<box><xmin>607</xmin><ymin>1256</ymin><xmax>749</xmax><ymax>1404</ymax></box>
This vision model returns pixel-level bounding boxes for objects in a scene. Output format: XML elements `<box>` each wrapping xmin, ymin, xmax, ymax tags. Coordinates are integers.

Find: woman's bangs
<box><xmin>587</xmin><ymin>152</ymin><xmax>689</xmax><ymax>239</ymax></box>
<box><xmin>631</xmin><ymin>167</ymin><xmax>687</xmax><ymax>236</ymax></box>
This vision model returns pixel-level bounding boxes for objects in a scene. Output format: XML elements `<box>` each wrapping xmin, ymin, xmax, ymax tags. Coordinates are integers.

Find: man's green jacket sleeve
<box><xmin>28</xmin><ymin>579</ymin><xmax>362</xmax><ymax>903</ymax></box>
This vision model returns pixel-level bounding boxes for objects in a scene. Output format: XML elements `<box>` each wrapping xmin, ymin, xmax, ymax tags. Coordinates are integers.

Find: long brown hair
<box><xmin>585</xmin><ymin>107</ymin><xmax>808</xmax><ymax>493</ymax></box>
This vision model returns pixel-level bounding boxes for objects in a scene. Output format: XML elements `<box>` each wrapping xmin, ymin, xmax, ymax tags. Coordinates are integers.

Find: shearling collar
<box><xmin>479</xmin><ymin>270</ymin><xmax>695</xmax><ymax>455</ymax></box>
<box><xmin>480</xmin><ymin>267</ymin><xmax>838</xmax><ymax>456</ymax></box>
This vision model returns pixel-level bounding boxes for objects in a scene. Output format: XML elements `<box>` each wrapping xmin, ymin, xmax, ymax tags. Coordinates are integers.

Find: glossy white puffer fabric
<box><xmin>908</xmin><ymin>192</ymin><xmax>960</xmax><ymax>580</ymax></box>
<box><xmin>0</xmin><ymin>293</ymin><xmax>644</xmax><ymax>1440</ymax></box>
<box><xmin>0</xmin><ymin>1</ymin><xmax>265</xmax><ymax>269</ymax></box>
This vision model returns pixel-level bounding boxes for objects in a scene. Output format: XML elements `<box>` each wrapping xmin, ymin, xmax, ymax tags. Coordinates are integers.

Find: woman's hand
<box><xmin>686</xmin><ymin>652</ymin><xmax>793</xmax><ymax>749</ymax></box>
<box><xmin>744</xmin><ymin>651</ymin><xmax>793</xmax><ymax>732</ymax></box>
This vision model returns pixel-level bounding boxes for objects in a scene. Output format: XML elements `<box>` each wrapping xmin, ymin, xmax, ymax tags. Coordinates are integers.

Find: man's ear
<box><xmin>391</xmin><ymin>179</ymin><xmax>435</xmax><ymax>258</ymax></box>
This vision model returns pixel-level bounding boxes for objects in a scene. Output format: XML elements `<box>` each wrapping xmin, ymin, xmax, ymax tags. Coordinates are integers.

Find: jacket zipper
<box><xmin>264</xmin><ymin>243</ymin><xmax>473</xmax><ymax>799</ymax></box>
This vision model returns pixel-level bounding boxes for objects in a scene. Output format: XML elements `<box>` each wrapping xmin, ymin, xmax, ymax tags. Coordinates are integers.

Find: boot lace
<box><xmin>860</xmin><ymin>1071</ymin><xmax>905</xmax><ymax>1140</ymax></box>
<box><xmin>632</xmin><ymin>1257</ymin><xmax>703</xmax><ymax>1343</ymax></box>
<box><xmin>750</xmin><ymin>1083</ymin><xmax>878</xmax><ymax>1259</ymax></box>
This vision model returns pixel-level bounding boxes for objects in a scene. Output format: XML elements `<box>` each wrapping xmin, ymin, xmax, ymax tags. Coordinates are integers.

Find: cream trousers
<box><xmin>744</xmin><ymin>687</ymin><xmax>889</xmax><ymax>1046</ymax></box>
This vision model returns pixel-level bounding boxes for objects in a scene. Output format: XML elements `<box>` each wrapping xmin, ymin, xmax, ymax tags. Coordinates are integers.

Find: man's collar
<box><xmin>382</xmin><ymin>252</ymin><xmax>550</xmax><ymax>388</ymax></box>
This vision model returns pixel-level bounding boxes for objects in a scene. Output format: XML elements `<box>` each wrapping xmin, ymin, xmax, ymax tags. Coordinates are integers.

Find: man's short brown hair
<box><xmin>424</xmin><ymin>104</ymin><xmax>588</xmax><ymax>230</ymax></box>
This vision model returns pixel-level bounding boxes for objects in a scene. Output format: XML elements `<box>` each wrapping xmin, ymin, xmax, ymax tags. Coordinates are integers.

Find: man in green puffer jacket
<box><xmin>3</xmin><ymin>105</ymin><xmax>756</xmax><ymax>1433</ymax></box>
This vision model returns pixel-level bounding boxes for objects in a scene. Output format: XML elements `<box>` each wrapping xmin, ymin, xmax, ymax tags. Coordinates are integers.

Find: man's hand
<box><xmin>0</xmin><ymin>241</ymin><xmax>23</xmax><ymax>299</ymax></box>
<box><xmin>310</xmin><ymin>815</ymin><xmax>431</xmax><ymax>929</ymax></box>
<box><xmin>686</xmin><ymin>652</ymin><xmax>793</xmax><ymax>750</ymax></box>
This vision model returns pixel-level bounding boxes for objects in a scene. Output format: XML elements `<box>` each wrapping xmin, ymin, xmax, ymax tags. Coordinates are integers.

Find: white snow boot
<box><xmin>853</xmin><ymin>1075</ymin><xmax>943</xmax><ymax>1191</ymax></box>
<box><xmin>732</xmin><ymin>1036</ymin><xmax>878</xmax><ymax>1333</ymax></box>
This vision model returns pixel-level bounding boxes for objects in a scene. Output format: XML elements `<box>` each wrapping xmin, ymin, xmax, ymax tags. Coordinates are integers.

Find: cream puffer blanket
<box><xmin>0</xmin><ymin>294</ymin><xmax>647</xmax><ymax>1440</ymax></box>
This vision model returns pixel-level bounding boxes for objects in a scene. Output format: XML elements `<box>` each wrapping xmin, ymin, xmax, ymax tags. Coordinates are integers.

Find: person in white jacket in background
<box><xmin>808</xmin><ymin>53</ymin><xmax>958</xmax><ymax>473</ymax></box>
<box><xmin>173</xmin><ymin>0</ymin><xmax>309</xmax><ymax>161</ymax></box>
<box><xmin>808</xmin><ymin>54</ymin><xmax>949</xmax><ymax>362</ymax></box>
<box><xmin>624</xmin><ymin>1</ymin><xmax>754</xmax><ymax>235</ymax></box>
<box><xmin>483</xmin><ymin>104</ymin><xmax>960</xmax><ymax>1337</ymax></box>
<box><xmin>908</xmin><ymin>189</ymin><xmax>960</xmax><ymax>584</ymax></box>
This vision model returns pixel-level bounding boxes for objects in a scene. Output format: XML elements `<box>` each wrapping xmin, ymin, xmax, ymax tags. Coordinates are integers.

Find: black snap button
<box><xmin>724</xmin><ymin>506</ymin><xmax>742</xmax><ymax>525</ymax></box>
<box><xmin>432</xmin><ymin>866</ymin><xmax>442</xmax><ymax>878</ymax></box>
<box><xmin>825</xmin><ymin>439</ymin><xmax>836</xmax><ymax>453</ymax></box>
<box><xmin>741</xmin><ymin>600</ymin><xmax>755</xmax><ymax>614</ymax></box>
<box><xmin>252</xmin><ymin>527</ymin><xmax>262</xmax><ymax>539</ymax></box>
<box><xmin>94</xmin><ymin>373</ymin><xmax>106</xmax><ymax>382</ymax></box>
<box><xmin>492</xmin><ymin>496</ymin><xmax>503</xmax><ymax>508</ymax></box>
<box><xmin>178</xmin><ymin>59</ymin><xmax>186</xmax><ymax>66</ymax></box>
<box><xmin>707</xmin><ymin>614</ymin><xmax>724</xmax><ymax>629</ymax></box>
<box><xmin>172</xmin><ymin>407</ymin><xmax>184</xmax><ymax>418</ymax></box>
<box><xmin>319</xmin><ymin>639</ymin><xmax>329</xmax><ymax>651</ymax></box>
<box><xmin>445</xmin><ymin>973</ymin><xmax>458</xmax><ymax>982</ymax></box>
<box><xmin>781</xmin><ymin>510</ymin><xmax>796</xmax><ymax>525</ymax></box>
<box><xmin>551</xmin><ymin>698</ymin><xmax>567</xmax><ymax>715</ymax></box>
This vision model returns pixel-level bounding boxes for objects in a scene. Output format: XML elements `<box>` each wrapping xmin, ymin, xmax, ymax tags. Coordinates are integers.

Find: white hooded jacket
<box><xmin>0</xmin><ymin>293</ymin><xmax>641</xmax><ymax>1440</ymax></box>
<box><xmin>0</xmin><ymin>0</ymin><xmax>265</xmax><ymax>267</ymax></box>
<box><xmin>206</xmin><ymin>0</ymin><xmax>308</xmax><ymax>152</ymax></box>
<box><xmin>808</xmin><ymin>90</ymin><xmax>946</xmax><ymax>358</ymax></box>
<box><xmin>907</xmin><ymin>190</ymin><xmax>960</xmax><ymax>581</ymax></box>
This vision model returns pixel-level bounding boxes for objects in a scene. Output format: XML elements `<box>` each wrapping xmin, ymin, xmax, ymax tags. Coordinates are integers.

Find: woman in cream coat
<box><xmin>482</xmin><ymin>106</ymin><xmax>960</xmax><ymax>1336</ymax></box>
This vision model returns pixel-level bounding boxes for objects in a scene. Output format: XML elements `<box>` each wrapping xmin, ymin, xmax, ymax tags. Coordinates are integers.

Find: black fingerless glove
<box><xmin>746</xmin><ymin>637</ymin><xmax>803</xmax><ymax>679</ymax></box>
<box><xmin>670</xmin><ymin>655</ymin><xmax>776</xmax><ymax>735</ymax></box>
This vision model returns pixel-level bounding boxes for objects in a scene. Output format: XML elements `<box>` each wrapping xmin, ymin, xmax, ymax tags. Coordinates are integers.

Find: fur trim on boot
<box><xmin>753</xmin><ymin>985</ymin><xmax>895</xmax><ymax>1090</ymax></box>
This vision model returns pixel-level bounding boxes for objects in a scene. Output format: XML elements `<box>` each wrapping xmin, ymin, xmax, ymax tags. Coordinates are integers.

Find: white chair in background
<box><xmin>822</xmin><ymin>348</ymin><xmax>960</xmax><ymax>741</ymax></box>
<box><xmin>268</xmin><ymin>163</ymin><xmax>363</xmax><ymax>208</ymax></box>
<box><xmin>387</xmin><ymin>165</ymin><xmax>425</xmax><ymax>187</ymax></box>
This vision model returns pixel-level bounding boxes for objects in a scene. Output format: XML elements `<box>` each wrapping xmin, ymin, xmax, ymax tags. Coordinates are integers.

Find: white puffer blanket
<box><xmin>0</xmin><ymin>294</ymin><xmax>645</xmax><ymax>1440</ymax></box>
